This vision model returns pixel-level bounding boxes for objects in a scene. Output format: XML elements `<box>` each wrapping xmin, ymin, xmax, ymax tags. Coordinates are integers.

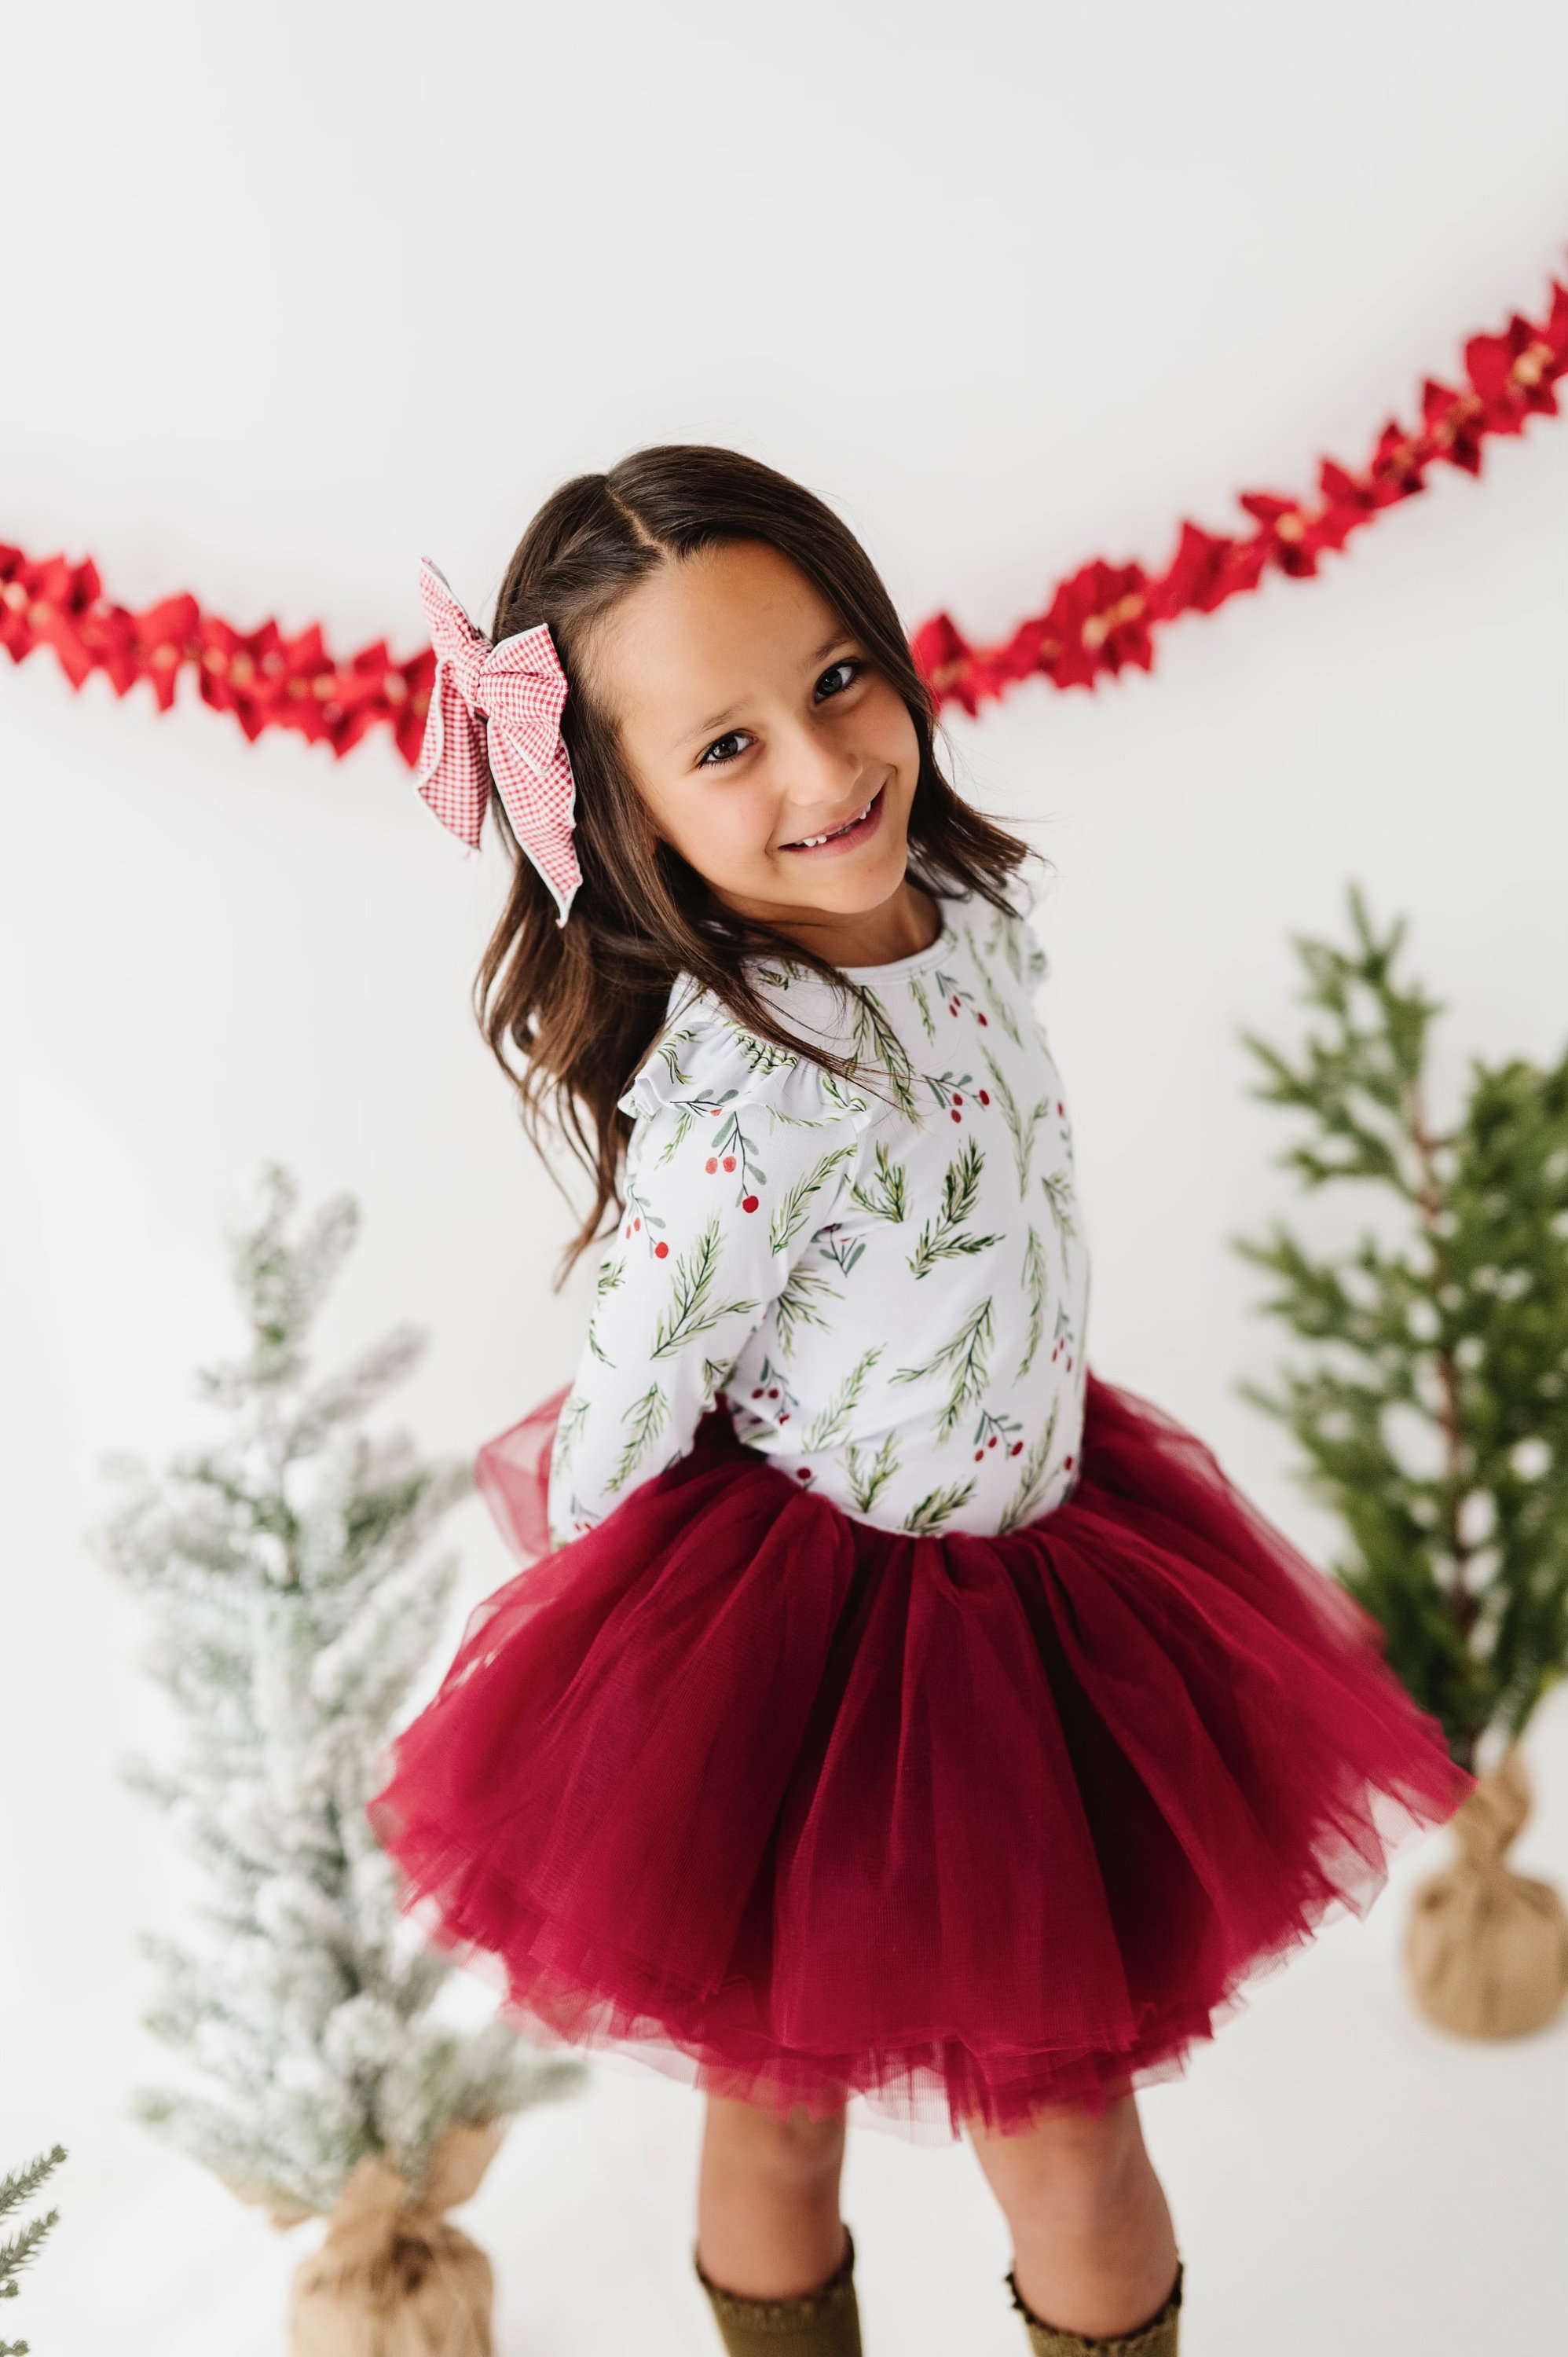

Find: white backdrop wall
<box><xmin>2</xmin><ymin>6</ymin><xmax>1566</xmax><ymax>2353</ymax></box>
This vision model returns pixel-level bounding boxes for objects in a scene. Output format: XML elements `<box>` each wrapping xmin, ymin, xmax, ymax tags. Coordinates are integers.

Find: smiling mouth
<box><xmin>780</xmin><ymin>786</ymin><xmax>885</xmax><ymax>853</ymax></box>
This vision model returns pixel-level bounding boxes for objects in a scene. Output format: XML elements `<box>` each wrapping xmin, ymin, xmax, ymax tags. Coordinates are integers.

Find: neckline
<box><xmin>835</xmin><ymin>903</ymin><xmax>953</xmax><ymax>984</ymax></box>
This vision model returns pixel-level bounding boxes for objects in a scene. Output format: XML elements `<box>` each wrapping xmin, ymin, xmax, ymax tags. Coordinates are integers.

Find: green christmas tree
<box><xmin>101</xmin><ymin>1169</ymin><xmax>580</xmax><ymax>2220</ymax></box>
<box><xmin>0</xmin><ymin>2146</ymin><xmax>65</xmax><ymax>2357</ymax></box>
<box><xmin>1237</xmin><ymin>889</ymin><xmax>1568</xmax><ymax>1772</ymax></box>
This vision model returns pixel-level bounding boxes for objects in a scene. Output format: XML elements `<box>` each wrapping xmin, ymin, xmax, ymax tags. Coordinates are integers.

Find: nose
<box><xmin>778</xmin><ymin>714</ymin><xmax>864</xmax><ymax>821</ymax></box>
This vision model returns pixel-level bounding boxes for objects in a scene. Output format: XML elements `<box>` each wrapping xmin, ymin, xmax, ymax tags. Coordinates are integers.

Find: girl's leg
<box><xmin>969</xmin><ymin>2096</ymin><xmax>1179</xmax><ymax>2342</ymax></box>
<box><xmin>696</xmin><ymin>2094</ymin><xmax>849</xmax><ymax>2298</ymax></box>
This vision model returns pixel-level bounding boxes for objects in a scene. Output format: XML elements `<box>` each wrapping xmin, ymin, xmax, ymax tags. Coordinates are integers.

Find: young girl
<box><xmin>372</xmin><ymin>446</ymin><xmax>1468</xmax><ymax>2357</ymax></box>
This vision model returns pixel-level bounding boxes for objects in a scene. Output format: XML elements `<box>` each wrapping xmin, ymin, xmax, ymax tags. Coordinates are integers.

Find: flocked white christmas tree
<box><xmin>101</xmin><ymin>1168</ymin><xmax>580</xmax><ymax>2221</ymax></box>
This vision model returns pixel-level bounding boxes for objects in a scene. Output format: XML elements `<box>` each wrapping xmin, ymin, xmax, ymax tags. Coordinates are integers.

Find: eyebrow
<box><xmin>684</xmin><ymin>632</ymin><xmax>857</xmax><ymax>742</ymax></box>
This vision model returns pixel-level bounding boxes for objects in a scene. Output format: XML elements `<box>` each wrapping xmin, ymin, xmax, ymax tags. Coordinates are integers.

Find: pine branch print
<box><xmin>983</xmin><ymin>1050</ymin><xmax>1050</xmax><ymax>1195</ymax></box>
<box><xmin>997</xmin><ymin>1403</ymin><xmax>1060</xmax><ymax>1534</ymax></box>
<box><xmin>962</xmin><ymin>923</ymin><xmax>1024</xmax><ymax>1045</ymax></box>
<box><xmin>552</xmin><ymin>1394</ymin><xmax>591</xmax><ymax>1473</ymax></box>
<box><xmin>801</xmin><ymin>1347</ymin><xmax>884</xmax><ymax>1452</ymax></box>
<box><xmin>907</xmin><ymin>1139</ymin><xmax>1002</xmax><ymax>1279</ymax></box>
<box><xmin>607</xmin><ymin>1384</ymin><xmax>669</xmax><ymax>1493</ymax></box>
<box><xmin>1018</xmin><ymin>1226</ymin><xmax>1049</xmax><ymax>1378</ymax></box>
<box><xmin>986</xmin><ymin>906</ymin><xmax>1028</xmax><ymax>984</ymax></box>
<box><xmin>903</xmin><ymin>1477</ymin><xmax>977</xmax><ymax>1537</ymax></box>
<box><xmin>1040</xmin><ymin>1168</ymin><xmax>1077</xmax><ymax>1247</ymax></box>
<box><xmin>907</xmin><ymin>969</ymin><xmax>939</xmax><ymax>1041</ymax></box>
<box><xmin>652</xmin><ymin>1028</ymin><xmax>696</xmax><ymax>1089</ymax></box>
<box><xmin>894</xmin><ymin>1296</ymin><xmax>995</xmax><ymax>1437</ymax></box>
<box><xmin>819</xmin><ymin>1072</ymin><xmax>870</xmax><ymax>1120</ymax></box>
<box><xmin>848</xmin><ymin>1140</ymin><xmax>909</xmax><ymax>1224</ymax></box>
<box><xmin>595</xmin><ymin>1256</ymin><xmax>627</xmax><ymax>1300</ymax></box>
<box><xmin>845</xmin><ymin>1430</ymin><xmax>902</xmax><ymax>1514</ymax></box>
<box><xmin>850</xmin><ymin>988</ymin><xmax>919</xmax><ymax>1116</ymax></box>
<box><xmin>650</xmin><ymin>1219</ymin><xmax>758</xmax><ymax>1358</ymax></box>
<box><xmin>732</xmin><ymin>1028</ymin><xmax>798</xmax><ymax>1079</ymax></box>
<box><xmin>769</xmin><ymin>1147</ymin><xmax>855</xmax><ymax>1257</ymax></box>
<box><xmin>772</xmin><ymin>1262</ymin><xmax>841</xmax><ymax>1356</ymax></box>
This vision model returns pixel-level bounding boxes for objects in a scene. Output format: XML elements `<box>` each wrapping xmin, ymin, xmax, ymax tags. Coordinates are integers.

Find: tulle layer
<box><xmin>370</xmin><ymin>1375</ymin><xmax>1469</xmax><ymax>2139</ymax></box>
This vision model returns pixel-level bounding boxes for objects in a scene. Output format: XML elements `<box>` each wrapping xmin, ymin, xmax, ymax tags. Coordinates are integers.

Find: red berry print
<box><xmin>974</xmin><ymin>1450</ymin><xmax>984</xmax><ymax>1462</ymax></box>
<box><xmin>705</xmin><ymin>1157</ymin><xmax>718</xmax><ymax>1173</ymax></box>
<box><xmin>654</xmin><ymin>1241</ymin><xmax>669</xmax><ymax>1258</ymax></box>
<box><xmin>1057</xmin><ymin>1102</ymin><xmax>1064</xmax><ymax>1116</ymax></box>
<box><xmin>742</xmin><ymin>1195</ymin><xmax>759</xmax><ymax>1213</ymax></box>
<box><xmin>977</xmin><ymin>1010</ymin><xmax>988</xmax><ymax>1026</ymax></box>
<box><xmin>951</xmin><ymin>1092</ymin><xmax>962</xmax><ymax>1105</ymax></box>
<box><xmin>950</xmin><ymin>1109</ymin><xmax>962</xmax><ymax>1123</ymax></box>
<box><xmin>632</xmin><ymin>1218</ymin><xmax>642</xmax><ymax>1231</ymax></box>
<box><xmin>768</xmin><ymin>1387</ymin><xmax>780</xmax><ymax>1400</ymax></box>
<box><xmin>751</xmin><ymin>1387</ymin><xmax>764</xmax><ymax>1400</ymax></box>
<box><xmin>987</xmin><ymin>1434</ymin><xmax>998</xmax><ymax>1448</ymax></box>
<box><xmin>722</xmin><ymin>1155</ymin><xmax>736</xmax><ymax>1172</ymax></box>
<box><xmin>1009</xmin><ymin>1441</ymin><xmax>1024</xmax><ymax>1457</ymax></box>
<box><xmin>796</xmin><ymin>1467</ymin><xmax>812</xmax><ymax>1482</ymax></box>
<box><xmin>1064</xmin><ymin>1454</ymin><xmax>1075</xmax><ymax>1472</ymax></box>
<box><xmin>977</xmin><ymin>1089</ymin><xmax>990</xmax><ymax>1105</ymax></box>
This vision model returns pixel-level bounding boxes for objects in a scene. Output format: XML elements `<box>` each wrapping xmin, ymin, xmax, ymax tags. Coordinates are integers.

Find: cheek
<box><xmin>656</xmin><ymin>773</ymin><xmax>779</xmax><ymax>871</ymax></box>
<box><xmin>858</xmin><ymin>682</ymin><xmax>921</xmax><ymax>780</ymax></box>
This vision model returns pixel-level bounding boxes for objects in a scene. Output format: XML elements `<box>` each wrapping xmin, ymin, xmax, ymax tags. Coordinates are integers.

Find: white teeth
<box><xmin>788</xmin><ymin>797</ymin><xmax>874</xmax><ymax>850</ymax></box>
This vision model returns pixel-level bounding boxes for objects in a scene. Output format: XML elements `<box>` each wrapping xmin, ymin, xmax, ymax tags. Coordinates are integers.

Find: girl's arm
<box><xmin>547</xmin><ymin>1058</ymin><xmax>863</xmax><ymax>1543</ymax></box>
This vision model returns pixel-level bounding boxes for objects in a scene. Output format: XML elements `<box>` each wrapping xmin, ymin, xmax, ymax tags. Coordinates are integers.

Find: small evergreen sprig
<box><xmin>0</xmin><ymin>2146</ymin><xmax>65</xmax><ymax>2356</ymax></box>
<box><xmin>1237</xmin><ymin>889</ymin><xmax>1568</xmax><ymax>1770</ymax></box>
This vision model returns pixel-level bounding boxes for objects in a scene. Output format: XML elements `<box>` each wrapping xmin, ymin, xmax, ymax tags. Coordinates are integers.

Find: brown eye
<box><xmin>699</xmin><ymin>729</ymin><xmax>755</xmax><ymax>768</ymax></box>
<box><xmin>814</xmin><ymin>659</ymin><xmax>859</xmax><ymax>702</ymax></box>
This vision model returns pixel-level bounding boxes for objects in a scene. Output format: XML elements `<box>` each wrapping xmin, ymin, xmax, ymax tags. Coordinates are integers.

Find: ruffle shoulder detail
<box><xmin>618</xmin><ymin>984</ymin><xmax>872</xmax><ymax>1131</ymax></box>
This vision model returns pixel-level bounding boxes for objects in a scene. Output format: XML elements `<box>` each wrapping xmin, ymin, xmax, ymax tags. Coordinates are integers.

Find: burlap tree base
<box><xmin>288</xmin><ymin>2123</ymin><xmax>503</xmax><ymax>2357</ymax></box>
<box><xmin>1406</xmin><ymin>1747</ymin><xmax>1568</xmax><ymax>2040</ymax></box>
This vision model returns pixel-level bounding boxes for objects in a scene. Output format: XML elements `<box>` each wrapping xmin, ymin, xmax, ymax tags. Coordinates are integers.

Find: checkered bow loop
<box><xmin>415</xmin><ymin>558</ymin><xmax>582</xmax><ymax>924</ymax></box>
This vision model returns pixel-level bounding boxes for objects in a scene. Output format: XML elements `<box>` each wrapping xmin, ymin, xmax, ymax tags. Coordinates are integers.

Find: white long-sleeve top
<box><xmin>547</xmin><ymin>895</ymin><xmax>1090</xmax><ymax>1545</ymax></box>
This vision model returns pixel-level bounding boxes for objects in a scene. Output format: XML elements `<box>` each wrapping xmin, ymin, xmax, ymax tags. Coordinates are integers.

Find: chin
<box><xmin>808</xmin><ymin>857</ymin><xmax>909</xmax><ymax>914</ymax></box>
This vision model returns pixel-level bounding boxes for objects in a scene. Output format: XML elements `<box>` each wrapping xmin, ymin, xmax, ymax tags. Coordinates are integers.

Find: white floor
<box><xmin>5</xmin><ymin>1688</ymin><xmax>1564</xmax><ymax>2357</ymax></box>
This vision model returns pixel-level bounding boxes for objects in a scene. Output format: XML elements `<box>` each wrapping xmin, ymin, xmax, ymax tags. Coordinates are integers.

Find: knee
<box><xmin>976</xmin><ymin>2101</ymin><xmax>1145</xmax><ymax>2235</ymax></box>
<box><xmin>709</xmin><ymin>2100</ymin><xmax>846</xmax><ymax>2201</ymax></box>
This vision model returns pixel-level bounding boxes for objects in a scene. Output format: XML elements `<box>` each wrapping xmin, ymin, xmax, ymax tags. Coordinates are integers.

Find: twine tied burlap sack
<box><xmin>1406</xmin><ymin>1746</ymin><xmax>1568</xmax><ymax>2040</ymax></box>
<box><xmin>288</xmin><ymin>2121</ymin><xmax>503</xmax><ymax>2357</ymax></box>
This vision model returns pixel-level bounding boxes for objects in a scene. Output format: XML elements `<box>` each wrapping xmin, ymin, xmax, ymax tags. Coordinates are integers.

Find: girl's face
<box><xmin>590</xmin><ymin>540</ymin><xmax>923</xmax><ymax>943</ymax></box>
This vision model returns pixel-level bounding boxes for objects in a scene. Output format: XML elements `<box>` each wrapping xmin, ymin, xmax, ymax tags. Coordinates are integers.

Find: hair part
<box><xmin>474</xmin><ymin>443</ymin><xmax>1031</xmax><ymax>1272</ymax></box>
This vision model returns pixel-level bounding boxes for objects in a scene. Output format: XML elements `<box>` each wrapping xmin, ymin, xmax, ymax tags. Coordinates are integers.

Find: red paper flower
<box><xmin>131</xmin><ymin>594</ymin><xmax>200</xmax><ymax>710</ymax></box>
<box><xmin>1465</xmin><ymin>306</ymin><xmax>1565</xmax><ymax>434</ymax></box>
<box><xmin>911</xmin><ymin>612</ymin><xmax>981</xmax><ymax>714</ymax></box>
<box><xmin>1420</xmin><ymin>379</ymin><xmax>1488</xmax><ymax>475</ymax></box>
<box><xmin>1149</xmin><ymin>521</ymin><xmax>1265</xmax><ymax>618</ymax></box>
<box><xmin>1365</xmin><ymin>421</ymin><xmax>1431</xmax><ymax>504</ymax></box>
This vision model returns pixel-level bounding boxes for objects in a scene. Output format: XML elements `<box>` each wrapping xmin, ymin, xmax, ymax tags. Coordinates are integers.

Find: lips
<box><xmin>780</xmin><ymin>786</ymin><xmax>885</xmax><ymax>854</ymax></box>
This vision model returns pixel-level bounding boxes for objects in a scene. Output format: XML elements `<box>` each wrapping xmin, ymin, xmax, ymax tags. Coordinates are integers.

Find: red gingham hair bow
<box><xmin>415</xmin><ymin>557</ymin><xmax>582</xmax><ymax>924</ymax></box>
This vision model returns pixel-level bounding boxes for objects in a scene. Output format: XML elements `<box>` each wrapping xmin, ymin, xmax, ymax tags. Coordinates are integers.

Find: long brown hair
<box><xmin>475</xmin><ymin>444</ymin><xmax>1029</xmax><ymax>1267</ymax></box>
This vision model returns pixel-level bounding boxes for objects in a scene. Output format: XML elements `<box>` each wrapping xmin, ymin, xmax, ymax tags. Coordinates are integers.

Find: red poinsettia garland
<box><xmin>912</xmin><ymin>279</ymin><xmax>1568</xmax><ymax>713</ymax></box>
<box><xmin>2</xmin><ymin>273</ymin><xmax>1565</xmax><ymax>758</ymax></box>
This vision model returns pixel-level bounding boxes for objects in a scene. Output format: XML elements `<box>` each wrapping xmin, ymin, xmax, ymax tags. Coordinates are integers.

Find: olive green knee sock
<box><xmin>1008</xmin><ymin>2260</ymin><xmax>1183</xmax><ymax>2357</ymax></box>
<box><xmin>696</xmin><ymin>2229</ymin><xmax>861</xmax><ymax>2355</ymax></box>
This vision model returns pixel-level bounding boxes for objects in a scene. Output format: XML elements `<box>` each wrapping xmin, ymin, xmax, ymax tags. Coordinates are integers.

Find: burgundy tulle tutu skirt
<box><xmin>370</xmin><ymin>1374</ymin><xmax>1468</xmax><ymax>2138</ymax></box>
